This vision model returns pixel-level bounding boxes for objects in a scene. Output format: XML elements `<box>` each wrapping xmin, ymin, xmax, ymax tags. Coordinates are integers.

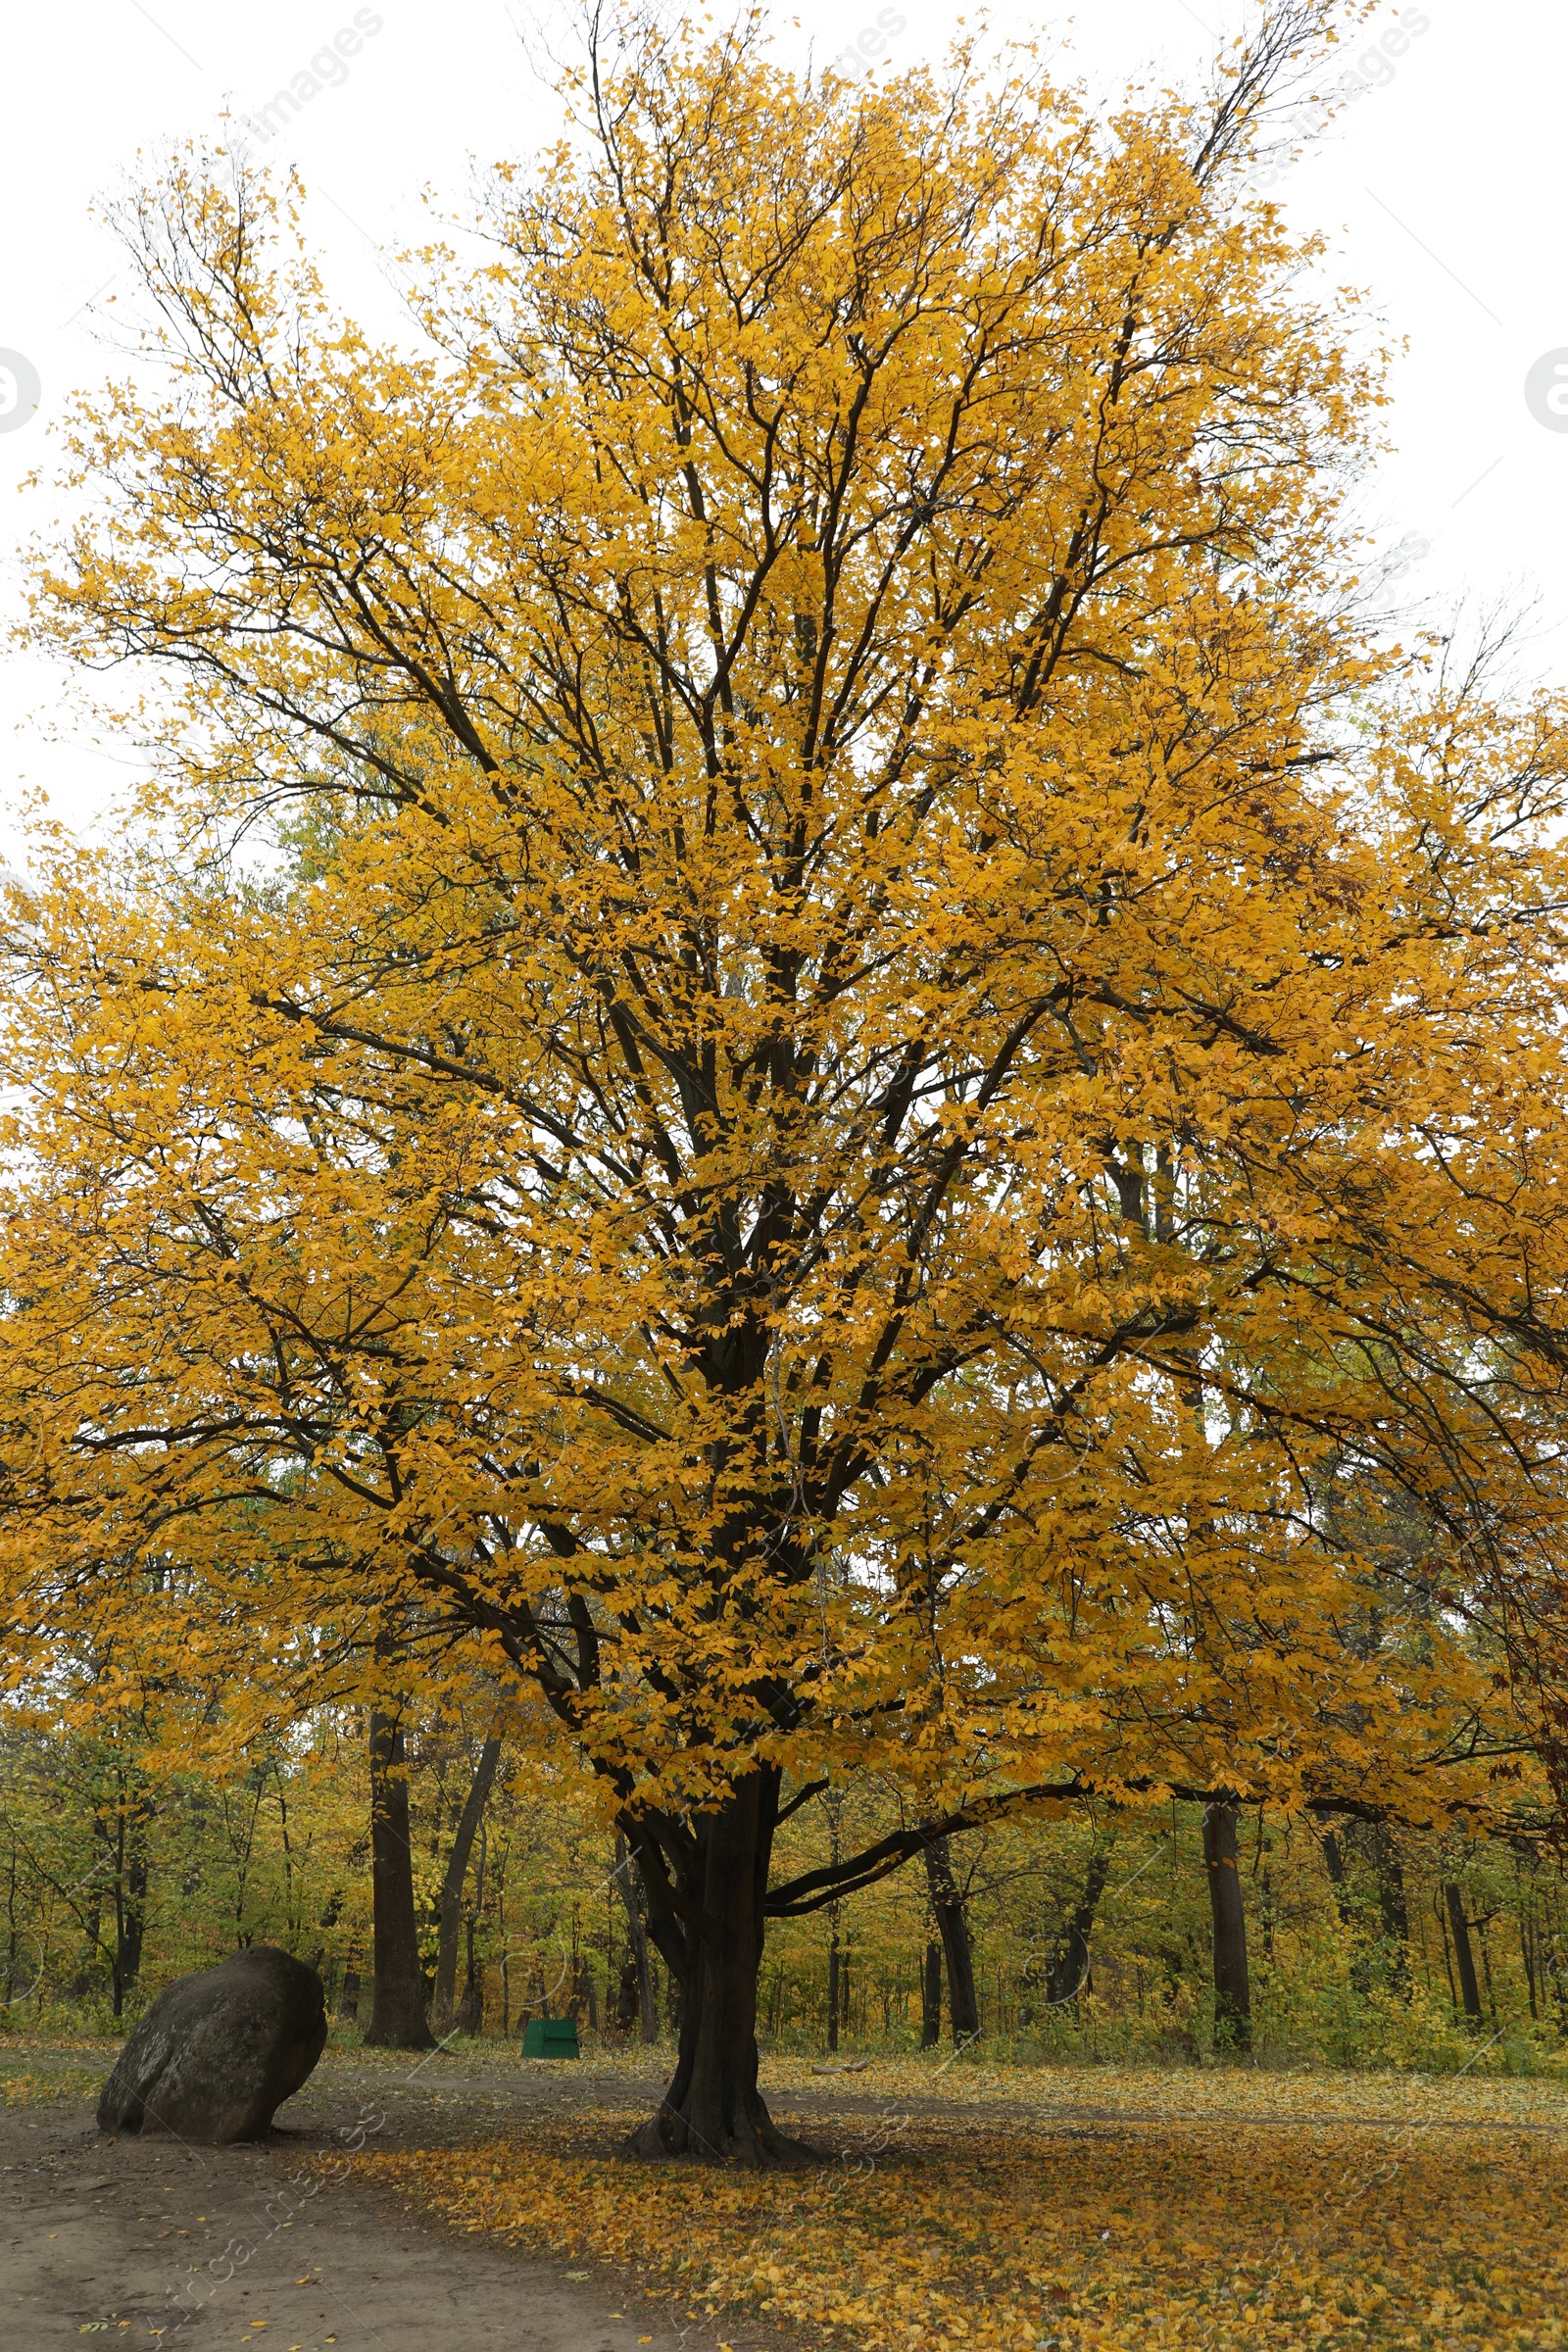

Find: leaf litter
<box><xmin>355</xmin><ymin>2064</ymin><xmax>1568</xmax><ymax>2350</ymax></box>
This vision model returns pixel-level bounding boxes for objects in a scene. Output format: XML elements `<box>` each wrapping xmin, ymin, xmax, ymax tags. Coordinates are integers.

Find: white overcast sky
<box><xmin>0</xmin><ymin>0</ymin><xmax>1557</xmax><ymax>863</ymax></box>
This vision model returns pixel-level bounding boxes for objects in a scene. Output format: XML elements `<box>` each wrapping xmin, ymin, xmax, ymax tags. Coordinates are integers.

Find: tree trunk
<box><xmin>456</xmin><ymin>1917</ymin><xmax>483</xmax><ymax>2036</ymax></box>
<box><xmin>107</xmin><ymin>1789</ymin><xmax>153</xmax><ymax>2020</ymax></box>
<box><xmin>923</xmin><ymin>1833</ymin><xmax>980</xmax><ymax>2039</ymax></box>
<box><xmin>827</xmin><ymin>1925</ymin><xmax>841</xmax><ymax>2052</ymax></box>
<box><xmin>620</xmin><ymin>1771</ymin><xmax>811</xmax><ymax>2167</ymax></box>
<box><xmin>365</xmin><ymin>1706</ymin><xmax>434</xmax><ymax>2049</ymax></box>
<box><xmin>1368</xmin><ymin>1821</ymin><xmax>1410</xmax><ymax>1992</ymax></box>
<box><xmin>1368</xmin><ymin>1823</ymin><xmax>1408</xmax><ymax>1942</ymax></box>
<box><xmin>74</xmin><ymin>1894</ymin><xmax>103</xmax><ymax>1999</ymax></box>
<box><xmin>573</xmin><ymin>1954</ymin><xmax>600</xmax><ymax>2028</ymax></box>
<box><xmin>1201</xmin><ymin>1802</ymin><xmax>1251</xmax><ymax>2050</ymax></box>
<box><xmin>1445</xmin><ymin>1883</ymin><xmax>1484</xmax><ymax>2023</ymax></box>
<box><xmin>124</xmin><ymin>1796</ymin><xmax>151</xmax><ymax>1974</ymax></box>
<box><xmin>920</xmin><ymin>1938</ymin><xmax>942</xmax><ymax>2048</ymax></box>
<box><xmin>117</xmin><ymin>1835</ymin><xmax>149</xmax><ymax>2011</ymax></box>
<box><xmin>614</xmin><ymin>1835</ymin><xmax>659</xmax><ymax>2043</ymax></box>
<box><xmin>616</xmin><ymin>1956</ymin><xmax>640</xmax><ymax>2032</ymax></box>
<box><xmin>1045</xmin><ymin>1842</ymin><xmax>1113</xmax><ymax>2005</ymax></box>
<box><xmin>1363</xmin><ymin>1815</ymin><xmax>1419</xmax><ymax>1984</ymax></box>
<box><xmin>1520</xmin><ymin>1897</ymin><xmax>1539</xmax><ymax>2021</ymax></box>
<box><xmin>1320</xmin><ymin>1826</ymin><xmax>1353</xmax><ymax>1923</ymax></box>
<box><xmin>431</xmin><ymin>1725</ymin><xmax>503</xmax><ymax>2034</ymax></box>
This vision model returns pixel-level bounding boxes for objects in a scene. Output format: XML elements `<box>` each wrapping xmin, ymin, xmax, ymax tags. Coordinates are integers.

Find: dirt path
<box><xmin>0</xmin><ymin>2058</ymin><xmax>771</xmax><ymax>2352</ymax></box>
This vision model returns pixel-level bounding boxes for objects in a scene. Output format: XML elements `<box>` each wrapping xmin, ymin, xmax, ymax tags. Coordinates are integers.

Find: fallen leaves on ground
<box><xmin>757</xmin><ymin>2053</ymin><xmax>1568</xmax><ymax>2128</ymax></box>
<box><xmin>358</xmin><ymin>2082</ymin><xmax>1568</xmax><ymax>2351</ymax></box>
<box><xmin>2</xmin><ymin>2065</ymin><xmax>100</xmax><ymax>2105</ymax></box>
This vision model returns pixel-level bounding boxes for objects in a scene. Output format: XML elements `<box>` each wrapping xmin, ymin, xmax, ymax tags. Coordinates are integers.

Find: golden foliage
<box><xmin>4</xmin><ymin>10</ymin><xmax>1568</xmax><ymax>2128</ymax></box>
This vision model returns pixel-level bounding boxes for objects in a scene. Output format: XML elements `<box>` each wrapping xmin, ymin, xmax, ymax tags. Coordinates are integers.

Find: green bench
<box><xmin>521</xmin><ymin>2016</ymin><xmax>581</xmax><ymax>2059</ymax></box>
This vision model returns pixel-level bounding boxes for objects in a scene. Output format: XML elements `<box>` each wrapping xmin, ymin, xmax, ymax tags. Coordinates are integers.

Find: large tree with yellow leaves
<box><xmin>6</xmin><ymin>4</ymin><xmax>1568</xmax><ymax>2161</ymax></box>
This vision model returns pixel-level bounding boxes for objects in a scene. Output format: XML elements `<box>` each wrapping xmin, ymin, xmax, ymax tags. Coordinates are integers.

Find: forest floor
<box><xmin>2</xmin><ymin>2038</ymin><xmax>1566</xmax><ymax>2351</ymax></box>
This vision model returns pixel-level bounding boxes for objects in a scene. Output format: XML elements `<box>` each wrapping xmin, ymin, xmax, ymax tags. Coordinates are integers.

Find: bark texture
<box><xmin>456</xmin><ymin>1918</ymin><xmax>483</xmax><ymax>2036</ymax></box>
<box><xmin>620</xmin><ymin>1771</ymin><xmax>812</xmax><ymax>2167</ymax></box>
<box><xmin>919</xmin><ymin>1938</ymin><xmax>942</xmax><ymax>2048</ymax></box>
<box><xmin>614</xmin><ymin>1836</ymin><xmax>659</xmax><ymax>2042</ymax></box>
<box><xmin>923</xmin><ymin>1833</ymin><xmax>980</xmax><ymax>2039</ymax></box>
<box><xmin>430</xmin><ymin>1725</ymin><xmax>503</xmax><ymax>2033</ymax></box>
<box><xmin>1321</xmin><ymin>1826</ymin><xmax>1352</xmax><ymax>1920</ymax></box>
<box><xmin>365</xmin><ymin>1707</ymin><xmax>434</xmax><ymax>2049</ymax></box>
<box><xmin>1368</xmin><ymin>1822</ymin><xmax>1410</xmax><ymax>1986</ymax></box>
<box><xmin>1044</xmin><ymin>1842</ymin><xmax>1114</xmax><ymax>2006</ymax></box>
<box><xmin>827</xmin><ymin>1926</ymin><xmax>842</xmax><ymax>2052</ymax></box>
<box><xmin>1445</xmin><ymin>1882</ymin><xmax>1484</xmax><ymax>2022</ymax></box>
<box><xmin>1201</xmin><ymin>1801</ymin><xmax>1251</xmax><ymax>2048</ymax></box>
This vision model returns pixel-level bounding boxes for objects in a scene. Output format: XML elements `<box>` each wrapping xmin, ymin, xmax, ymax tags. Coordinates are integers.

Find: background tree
<box><xmin>1201</xmin><ymin>1802</ymin><xmax>1252</xmax><ymax>2051</ymax></box>
<box><xmin>429</xmin><ymin>1712</ymin><xmax>506</xmax><ymax>2035</ymax></box>
<box><xmin>612</xmin><ymin>1834</ymin><xmax>660</xmax><ymax>2043</ymax></box>
<box><xmin>364</xmin><ymin>1699</ymin><xmax>432</xmax><ymax>2050</ymax></box>
<box><xmin>922</xmin><ymin>1835</ymin><xmax>980</xmax><ymax>2044</ymax></box>
<box><xmin>5</xmin><ymin>1</ymin><xmax>1568</xmax><ymax>2164</ymax></box>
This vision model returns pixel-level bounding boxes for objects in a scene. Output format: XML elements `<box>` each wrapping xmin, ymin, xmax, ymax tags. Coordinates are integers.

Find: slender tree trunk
<box><xmin>615</xmin><ymin>1956</ymin><xmax>639</xmax><ymax>2031</ymax></box>
<box><xmin>119</xmin><ymin>1834</ymin><xmax>149</xmax><ymax>2004</ymax></box>
<box><xmin>1437</xmin><ymin>1886</ymin><xmax>1458</xmax><ymax>2011</ymax></box>
<box><xmin>621</xmin><ymin>1770</ymin><xmax>811</xmax><ymax>2167</ymax></box>
<box><xmin>827</xmin><ymin>1923</ymin><xmax>841</xmax><ymax>2052</ymax></box>
<box><xmin>118</xmin><ymin>1788</ymin><xmax>152</xmax><ymax>2013</ymax></box>
<box><xmin>431</xmin><ymin>1725</ymin><xmax>503</xmax><ymax>2034</ymax></box>
<box><xmin>1445</xmin><ymin>1884</ymin><xmax>1484</xmax><ymax>2023</ymax></box>
<box><xmin>1046</xmin><ymin>1842</ymin><xmax>1114</xmax><ymax>2005</ymax></box>
<box><xmin>1201</xmin><ymin>1802</ymin><xmax>1251</xmax><ymax>2050</ymax></box>
<box><xmin>1368</xmin><ymin>1822</ymin><xmax>1410</xmax><ymax>1993</ymax></box>
<box><xmin>1368</xmin><ymin>1824</ymin><xmax>1408</xmax><ymax>1941</ymax></box>
<box><xmin>922</xmin><ymin>1834</ymin><xmax>980</xmax><ymax>2040</ymax></box>
<box><xmin>1320</xmin><ymin>1827</ymin><xmax>1354</xmax><ymax>1924</ymax></box>
<box><xmin>573</xmin><ymin>1954</ymin><xmax>600</xmax><ymax>2028</ymax></box>
<box><xmin>74</xmin><ymin>1891</ymin><xmax>103</xmax><ymax>2000</ymax></box>
<box><xmin>365</xmin><ymin>1706</ymin><xmax>434</xmax><ymax>2049</ymax></box>
<box><xmin>456</xmin><ymin>1918</ymin><xmax>483</xmax><ymax>2036</ymax></box>
<box><xmin>107</xmin><ymin>1789</ymin><xmax>153</xmax><ymax>2020</ymax></box>
<box><xmin>2</xmin><ymin>1835</ymin><xmax>17</xmax><ymax>2003</ymax></box>
<box><xmin>920</xmin><ymin>1938</ymin><xmax>942</xmax><ymax>2047</ymax></box>
<box><xmin>614</xmin><ymin>1835</ymin><xmax>659</xmax><ymax>2043</ymax></box>
<box><xmin>1478</xmin><ymin>1917</ymin><xmax>1498</xmax><ymax>2025</ymax></box>
<box><xmin>1521</xmin><ymin>1896</ymin><xmax>1539</xmax><ymax>2021</ymax></box>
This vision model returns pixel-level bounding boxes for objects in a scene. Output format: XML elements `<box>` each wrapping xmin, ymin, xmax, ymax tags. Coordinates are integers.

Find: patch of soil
<box><xmin>0</xmin><ymin>2057</ymin><xmax>818</xmax><ymax>2352</ymax></box>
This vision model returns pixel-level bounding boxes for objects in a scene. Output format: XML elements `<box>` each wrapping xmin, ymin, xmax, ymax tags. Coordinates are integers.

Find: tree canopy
<box><xmin>5</xmin><ymin>1</ymin><xmax>1568</xmax><ymax>2161</ymax></box>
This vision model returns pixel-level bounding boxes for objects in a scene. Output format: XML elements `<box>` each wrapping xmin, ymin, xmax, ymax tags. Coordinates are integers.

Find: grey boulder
<box><xmin>97</xmin><ymin>1944</ymin><xmax>327</xmax><ymax>2143</ymax></box>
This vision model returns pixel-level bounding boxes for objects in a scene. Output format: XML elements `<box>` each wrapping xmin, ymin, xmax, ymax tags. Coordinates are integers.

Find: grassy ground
<box><xmin>0</xmin><ymin>2038</ymin><xmax>104</xmax><ymax>2105</ymax></box>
